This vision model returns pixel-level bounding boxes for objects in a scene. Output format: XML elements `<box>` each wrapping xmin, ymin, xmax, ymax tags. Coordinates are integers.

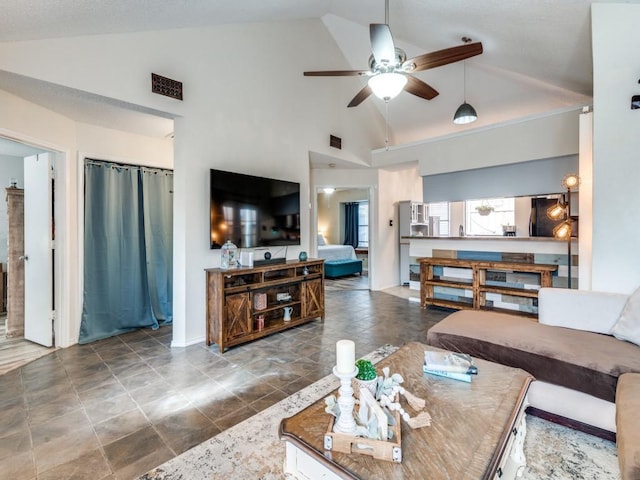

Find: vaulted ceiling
<box><xmin>0</xmin><ymin>0</ymin><xmax>601</xmax><ymax>148</ymax></box>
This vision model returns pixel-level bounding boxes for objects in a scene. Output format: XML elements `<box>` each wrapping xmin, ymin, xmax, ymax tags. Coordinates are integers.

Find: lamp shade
<box><xmin>562</xmin><ymin>173</ymin><xmax>580</xmax><ymax>190</ymax></box>
<box><xmin>546</xmin><ymin>201</ymin><xmax>566</xmax><ymax>221</ymax></box>
<box><xmin>453</xmin><ymin>102</ymin><xmax>478</xmax><ymax>124</ymax></box>
<box><xmin>553</xmin><ymin>221</ymin><xmax>572</xmax><ymax>240</ymax></box>
<box><xmin>368</xmin><ymin>72</ymin><xmax>407</xmax><ymax>101</ymax></box>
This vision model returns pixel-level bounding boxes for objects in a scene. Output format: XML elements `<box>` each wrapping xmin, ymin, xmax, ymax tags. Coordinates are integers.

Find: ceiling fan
<box><xmin>304</xmin><ymin>1</ymin><xmax>483</xmax><ymax>107</ymax></box>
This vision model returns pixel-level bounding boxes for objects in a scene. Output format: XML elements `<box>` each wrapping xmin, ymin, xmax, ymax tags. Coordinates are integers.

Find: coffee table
<box><xmin>279</xmin><ymin>341</ymin><xmax>533</xmax><ymax>479</ymax></box>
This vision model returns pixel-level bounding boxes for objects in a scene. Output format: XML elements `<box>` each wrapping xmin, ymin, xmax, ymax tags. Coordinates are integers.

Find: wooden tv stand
<box><xmin>205</xmin><ymin>259</ymin><xmax>325</xmax><ymax>353</ymax></box>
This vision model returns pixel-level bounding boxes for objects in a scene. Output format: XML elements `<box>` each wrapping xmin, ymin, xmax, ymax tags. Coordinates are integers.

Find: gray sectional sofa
<box><xmin>426</xmin><ymin>287</ymin><xmax>640</xmax><ymax>479</ymax></box>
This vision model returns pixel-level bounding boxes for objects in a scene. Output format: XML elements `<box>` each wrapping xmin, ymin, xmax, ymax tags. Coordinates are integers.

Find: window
<box><xmin>426</xmin><ymin>202</ymin><xmax>450</xmax><ymax>237</ymax></box>
<box><xmin>465</xmin><ymin>198</ymin><xmax>515</xmax><ymax>236</ymax></box>
<box><xmin>358</xmin><ymin>201</ymin><xmax>369</xmax><ymax>248</ymax></box>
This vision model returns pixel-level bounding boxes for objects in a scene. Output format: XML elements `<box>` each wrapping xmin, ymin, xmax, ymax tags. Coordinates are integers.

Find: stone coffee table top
<box><xmin>280</xmin><ymin>341</ymin><xmax>533</xmax><ymax>479</ymax></box>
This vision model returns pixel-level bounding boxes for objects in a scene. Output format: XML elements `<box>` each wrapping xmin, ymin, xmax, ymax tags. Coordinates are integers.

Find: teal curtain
<box><xmin>141</xmin><ymin>168</ymin><xmax>173</xmax><ymax>323</ymax></box>
<box><xmin>344</xmin><ymin>202</ymin><xmax>359</xmax><ymax>248</ymax></box>
<box><xmin>79</xmin><ymin>161</ymin><xmax>173</xmax><ymax>344</ymax></box>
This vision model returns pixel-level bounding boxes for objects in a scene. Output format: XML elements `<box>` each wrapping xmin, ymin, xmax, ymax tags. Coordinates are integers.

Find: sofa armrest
<box><xmin>538</xmin><ymin>288</ymin><xmax>627</xmax><ymax>334</ymax></box>
<box><xmin>616</xmin><ymin>373</ymin><xmax>640</xmax><ymax>480</ymax></box>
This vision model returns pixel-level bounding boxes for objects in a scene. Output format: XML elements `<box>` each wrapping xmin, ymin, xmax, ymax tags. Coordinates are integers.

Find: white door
<box><xmin>23</xmin><ymin>153</ymin><xmax>53</xmax><ymax>347</ymax></box>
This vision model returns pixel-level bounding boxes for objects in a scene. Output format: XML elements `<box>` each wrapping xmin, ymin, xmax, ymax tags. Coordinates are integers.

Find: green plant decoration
<box><xmin>475</xmin><ymin>202</ymin><xmax>494</xmax><ymax>216</ymax></box>
<box><xmin>355</xmin><ymin>359</ymin><xmax>377</xmax><ymax>381</ymax></box>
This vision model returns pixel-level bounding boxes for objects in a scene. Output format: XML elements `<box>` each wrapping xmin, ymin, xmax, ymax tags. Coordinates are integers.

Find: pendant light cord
<box><xmin>463</xmin><ymin>61</ymin><xmax>467</xmax><ymax>103</ymax></box>
<box><xmin>385</xmin><ymin>100</ymin><xmax>390</xmax><ymax>151</ymax></box>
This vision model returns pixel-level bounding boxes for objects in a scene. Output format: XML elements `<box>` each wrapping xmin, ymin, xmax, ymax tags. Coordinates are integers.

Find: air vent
<box><xmin>152</xmin><ymin>73</ymin><xmax>183</xmax><ymax>101</ymax></box>
<box><xmin>330</xmin><ymin>135</ymin><xmax>342</xmax><ymax>149</ymax></box>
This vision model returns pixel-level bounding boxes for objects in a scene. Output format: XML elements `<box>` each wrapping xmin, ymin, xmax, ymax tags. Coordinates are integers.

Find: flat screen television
<box><xmin>210</xmin><ymin>169</ymin><xmax>301</xmax><ymax>249</ymax></box>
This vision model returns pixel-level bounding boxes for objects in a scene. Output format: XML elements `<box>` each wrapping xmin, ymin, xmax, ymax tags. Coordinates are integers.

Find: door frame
<box><xmin>312</xmin><ymin>185</ymin><xmax>375</xmax><ymax>290</ymax></box>
<box><xmin>0</xmin><ymin>129</ymin><xmax>73</xmax><ymax>347</ymax></box>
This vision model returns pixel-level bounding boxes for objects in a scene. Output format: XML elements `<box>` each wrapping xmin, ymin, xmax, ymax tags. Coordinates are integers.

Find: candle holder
<box><xmin>332</xmin><ymin>365</ymin><xmax>358</xmax><ymax>435</ymax></box>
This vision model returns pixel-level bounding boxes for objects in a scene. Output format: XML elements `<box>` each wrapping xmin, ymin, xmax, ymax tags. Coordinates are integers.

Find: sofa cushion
<box><xmin>538</xmin><ymin>287</ymin><xmax>627</xmax><ymax>334</ymax></box>
<box><xmin>612</xmin><ymin>286</ymin><xmax>640</xmax><ymax>347</ymax></box>
<box><xmin>616</xmin><ymin>373</ymin><xmax>640</xmax><ymax>480</ymax></box>
<box><xmin>426</xmin><ymin>310</ymin><xmax>640</xmax><ymax>403</ymax></box>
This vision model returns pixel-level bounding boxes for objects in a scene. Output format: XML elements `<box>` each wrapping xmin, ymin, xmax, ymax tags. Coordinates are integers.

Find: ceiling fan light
<box><xmin>368</xmin><ymin>72</ymin><xmax>407</xmax><ymax>101</ymax></box>
<box><xmin>453</xmin><ymin>102</ymin><xmax>478</xmax><ymax>124</ymax></box>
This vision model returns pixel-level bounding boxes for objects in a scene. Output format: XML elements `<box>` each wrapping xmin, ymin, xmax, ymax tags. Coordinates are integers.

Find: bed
<box><xmin>316</xmin><ymin>234</ymin><xmax>357</xmax><ymax>261</ymax></box>
<box><xmin>317</xmin><ymin>244</ymin><xmax>357</xmax><ymax>261</ymax></box>
<box><xmin>317</xmin><ymin>235</ymin><xmax>362</xmax><ymax>278</ymax></box>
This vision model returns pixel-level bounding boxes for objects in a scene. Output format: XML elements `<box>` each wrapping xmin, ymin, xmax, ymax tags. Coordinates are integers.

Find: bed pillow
<box><xmin>612</xmin><ymin>286</ymin><xmax>640</xmax><ymax>347</ymax></box>
<box><xmin>317</xmin><ymin>233</ymin><xmax>326</xmax><ymax>246</ymax></box>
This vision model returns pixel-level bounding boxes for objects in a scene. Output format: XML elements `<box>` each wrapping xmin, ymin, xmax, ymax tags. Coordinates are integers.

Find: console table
<box><xmin>280</xmin><ymin>342</ymin><xmax>533</xmax><ymax>479</ymax></box>
<box><xmin>205</xmin><ymin>259</ymin><xmax>324</xmax><ymax>353</ymax></box>
<box><xmin>419</xmin><ymin>257</ymin><xmax>558</xmax><ymax>316</ymax></box>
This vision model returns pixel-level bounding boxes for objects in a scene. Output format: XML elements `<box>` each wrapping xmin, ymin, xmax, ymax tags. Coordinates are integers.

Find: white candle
<box><xmin>336</xmin><ymin>339</ymin><xmax>355</xmax><ymax>374</ymax></box>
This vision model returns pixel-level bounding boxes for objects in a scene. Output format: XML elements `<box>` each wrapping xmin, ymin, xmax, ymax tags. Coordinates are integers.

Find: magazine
<box><xmin>424</xmin><ymin>351</ymin><xmax>478</xmax><ymax>375</ymax></box>
<box><xmin>422</xmin><ymin>365</ymin><xmax>472</xmax><ymax>383</ymax></box>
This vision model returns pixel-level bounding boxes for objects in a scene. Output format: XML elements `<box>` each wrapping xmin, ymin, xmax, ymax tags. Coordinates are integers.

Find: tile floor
<box><xmin>0</xmin><ymin>289</ymin><xmax>452</xmax><ymax>480</ymax></box>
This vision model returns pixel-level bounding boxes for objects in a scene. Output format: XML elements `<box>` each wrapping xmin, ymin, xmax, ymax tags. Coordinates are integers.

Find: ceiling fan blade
<box><xmin>404</xmin><ymin>42</ymin><xmax>483</xmax><ymax>72</ymax></box>
<box><xmin>370</xmin><ymin>23</ymin><xmax>396</xmax><ymax>64</ymax></box>
<box><xmin>404</xmin><ymin>75</ymin><xmax>439</xmax><ymax>100</ymax></box>
<box><xmin>304</xmin><ymin>69</ymin><xmax>369</xmax><ymax>77</ymax></box>
<box><xmin>347</xmin><ymin>85</ymin><xmax>373</xmax><ymax>108</ymax></box>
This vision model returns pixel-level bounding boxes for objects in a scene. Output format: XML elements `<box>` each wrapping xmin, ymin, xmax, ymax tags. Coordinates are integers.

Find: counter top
<box><xmin>402</xmin><ymin>236</ymin><xmax>577</xmax><ymax>242</ymax></box>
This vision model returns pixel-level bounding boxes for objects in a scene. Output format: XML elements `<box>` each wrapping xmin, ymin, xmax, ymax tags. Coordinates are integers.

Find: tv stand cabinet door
<box><xmin>302</xmin><ymin>279</ymin><xmax>324</xmax><ymax>320</ymax></box>
<box><xmin>224</xmin><ymin>293</ymin><xmax>251</xmax><ymax>341</ymax></box>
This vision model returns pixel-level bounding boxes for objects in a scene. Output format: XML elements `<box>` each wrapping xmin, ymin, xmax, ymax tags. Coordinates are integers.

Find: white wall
<box><xmin>591</xmin><ymin>4</ymin><xmax>640</xmax><ymax>294</ymax></box>
<box><xmin>372</xmin><ymin>109</ymin><xmax>581</xmax><ymax>175</ymax></box>
<box><xmin>76</xmin><ymin>123</ymin><xmax>173</xmax><ymax>167</ymax></box>
<box><xmin>0</xmin><ymin>154</ymin><xmax>24</xmax><ymax>264</ymax></box>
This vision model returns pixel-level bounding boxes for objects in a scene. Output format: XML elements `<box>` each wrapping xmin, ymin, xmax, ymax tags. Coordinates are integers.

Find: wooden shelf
<box><xmin>423</xmin><ymin>279</ymin><xmax>473</xmax><ymax>290</ymax></box>
<box><xmin>479</xmin><ymin>285</ymin><xmax>540</xmax><ymax>298</ymax></box>
<box><xmin>424</xmin><ymin>298</ymin><xmax>475</xmax><ymax>310</ymax></box>
<box><xmin>419</xmin><ymin>257</ymin><xmax>557</xmax><ymax>317</ymax></box>
<box><xmin>206</xmin><ymin>259</ymin><xmax>325</xmax><ymax>353</ymax></box>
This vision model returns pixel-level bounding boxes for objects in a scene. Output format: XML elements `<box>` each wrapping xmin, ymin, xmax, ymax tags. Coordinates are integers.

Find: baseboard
<box><xmin>525</xmin><ymin>406</ymin><xmax>617</xmax><ymax>442</ymax></box>
<box><xmin>171</xmin><ymin>335</ymin><xmax>206</xmax><ymax>348</ymax></box>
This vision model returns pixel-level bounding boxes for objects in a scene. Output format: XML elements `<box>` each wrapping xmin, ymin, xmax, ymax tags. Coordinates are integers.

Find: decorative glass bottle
<box><xmin>221</xmin><ymin>240</ymin><xmax>238</xmax><ymax>269</ymax></box>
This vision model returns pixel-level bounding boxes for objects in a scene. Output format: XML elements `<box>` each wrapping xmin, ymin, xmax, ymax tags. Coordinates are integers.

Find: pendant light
<box><xmin>453</xmin><ymin>37</ymin><xmax>478</xmax><ymax>125</ymax></box>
